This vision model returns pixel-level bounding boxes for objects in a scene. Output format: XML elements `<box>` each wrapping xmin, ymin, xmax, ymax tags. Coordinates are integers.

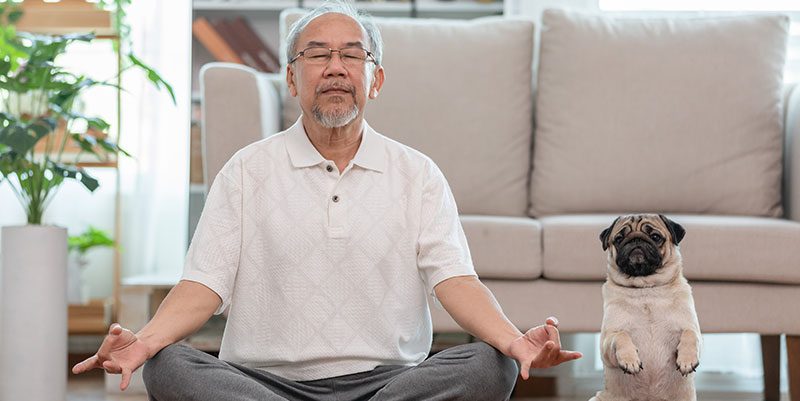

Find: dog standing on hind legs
<box><xmin>590</xmin><ymin>214</ymin><xmax>701</xmax><ymax>401</ymax></box>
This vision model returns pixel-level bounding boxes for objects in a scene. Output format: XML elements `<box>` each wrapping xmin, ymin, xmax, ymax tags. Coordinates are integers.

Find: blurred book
<box><xmin>192</xmin><ymin>16</ymin><xmax>279</xmax><ymax>73</ymax></box>
<box><xmin>192</xmin><ymin>16</ymin><xmax>243</xmax><ymax>64</ymax></box>
<box><xmin>229</xmin><ymin>16</ymin><xmax>280</xmax><ymax>73</ymax></box>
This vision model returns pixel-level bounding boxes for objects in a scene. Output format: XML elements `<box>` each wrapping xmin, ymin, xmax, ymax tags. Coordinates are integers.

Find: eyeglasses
<box><xmin>290</xmin><ymin>46</ymin><xmax>377</xmax><ymax>66</ymax></box>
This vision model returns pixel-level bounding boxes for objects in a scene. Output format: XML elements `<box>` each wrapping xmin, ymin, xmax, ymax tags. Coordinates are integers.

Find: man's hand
<box><xmin>508</xmin><ymin>316</ymin><xmax>583</xmax><ymax>380</ymax></box>
<box><xmin>71</xmin><ymin>323</ymin><xmax>151</xmax><ymax>391</ymax></box>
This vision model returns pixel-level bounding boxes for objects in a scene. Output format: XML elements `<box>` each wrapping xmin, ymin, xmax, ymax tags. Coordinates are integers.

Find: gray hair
<box><xmin>286</xmin><ymin>0</ymin><xmax>383</xmax><ymax>66</ymax></box>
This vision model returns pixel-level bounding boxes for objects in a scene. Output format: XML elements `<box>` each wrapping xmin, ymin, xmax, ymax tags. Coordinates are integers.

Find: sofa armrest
<box><xmin>199</xmin><ymin>62</ymin><xmax>281</xmax><ymax>189</ymax></box>
<box><xmin>785</xmin><ymin>83</ymin><xmax>800</xmax><ymax>221</ymax></box>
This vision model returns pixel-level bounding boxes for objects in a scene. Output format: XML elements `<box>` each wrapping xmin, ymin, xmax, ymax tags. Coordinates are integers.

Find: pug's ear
<box><xmin>658</xmin><ymin>214</ymin><xmax>686</xmax><ymax>245</ymax></box>
<box><xmin>599</xmin><ymin>217</ymin><xmax>620</xmax><ymax>251</ymax></box>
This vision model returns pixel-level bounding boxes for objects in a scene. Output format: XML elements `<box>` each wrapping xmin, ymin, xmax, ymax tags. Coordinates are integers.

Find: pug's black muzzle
<box><xmin>616</xmin><ymin>238</ymin><xmax>662</xmax><ymax>277</ymax></box>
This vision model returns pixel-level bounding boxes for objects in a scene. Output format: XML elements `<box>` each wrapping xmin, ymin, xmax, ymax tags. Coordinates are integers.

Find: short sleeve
<box><xmin>416</xmin><ymin>159</ymin><xmax>477</xmax><ymax>299</ymax></box>
<box><xmin>181</xmin><ymin>160</ymin><xmax>242</xmax><ymax>315</ymax></box>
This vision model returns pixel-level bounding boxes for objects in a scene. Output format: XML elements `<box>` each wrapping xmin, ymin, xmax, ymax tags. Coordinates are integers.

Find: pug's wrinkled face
<box><xmin>599</xmin><ymin>214</ymin><xmax>686</xmax><ymax>287</ymax></box>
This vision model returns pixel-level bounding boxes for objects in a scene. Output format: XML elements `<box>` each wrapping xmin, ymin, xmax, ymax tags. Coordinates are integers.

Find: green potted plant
<box><xmin>67</xmin><ymin>226</ymin><xmax>116</xmax><ymax>305</ymax></box>
<box><xmin>0</xmin><ymin>3</ymin><xmax>173</xmax><ymax>399</ymax></box>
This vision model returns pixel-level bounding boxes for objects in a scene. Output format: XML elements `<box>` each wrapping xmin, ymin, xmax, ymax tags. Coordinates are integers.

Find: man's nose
<box><xmin>323</xmin><ymin>53</ymin><xmax>348</xmax><ymax>77</ymax></box>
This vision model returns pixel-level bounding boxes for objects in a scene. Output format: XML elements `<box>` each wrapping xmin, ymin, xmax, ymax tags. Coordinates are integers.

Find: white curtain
<box><xmin>119</xmin><ymin>0</ymin><xmax>191</xmax><ymax>281</ymax></box>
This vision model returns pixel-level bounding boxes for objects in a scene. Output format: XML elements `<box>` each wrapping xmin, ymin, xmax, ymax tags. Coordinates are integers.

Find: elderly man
<box><xmin>73</xmin><ymin>2</ymin><xmax>581</xmax><ymax>400</ymax></box>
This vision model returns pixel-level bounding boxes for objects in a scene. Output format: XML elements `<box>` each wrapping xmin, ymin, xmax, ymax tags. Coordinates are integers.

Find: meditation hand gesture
<box><xmin>72</xmin><ymin>323</ymin><xmax>150</xmax><ymax>391</ymax></box>
<box><xmin>507</xmin><ymin>316</ymin><xmax>583</xmax><ymax>379</ymax></box>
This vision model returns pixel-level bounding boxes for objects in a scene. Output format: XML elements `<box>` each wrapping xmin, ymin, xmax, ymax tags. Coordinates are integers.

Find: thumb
<box><xmin>72</xmin><ymin>354</ymin><xmax>99</xmax><ymax>374</ymax></box>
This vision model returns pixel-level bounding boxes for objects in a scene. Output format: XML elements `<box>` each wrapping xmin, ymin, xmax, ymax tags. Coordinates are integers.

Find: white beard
<box><xmin>311</xmin><ymin>103</ymin><xmax>359</xmax><ymax>128</ymax></box>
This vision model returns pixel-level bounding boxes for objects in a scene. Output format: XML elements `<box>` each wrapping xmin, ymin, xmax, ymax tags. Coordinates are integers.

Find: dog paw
<box><xmin>676</xmin><ymin>353</ymin><xmax>699</xmax><ymax>376</ymax></box>
<box><xmin>617</xmin><ymin>349</ymin><xmax>643</xmax><ymax>375</ymax></box>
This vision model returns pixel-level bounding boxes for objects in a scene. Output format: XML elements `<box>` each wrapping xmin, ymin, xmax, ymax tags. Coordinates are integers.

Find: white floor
<box><xmin>67</xmin><ymin>376</ymin><xmax>789</xmax><ymax>401</ymax></box>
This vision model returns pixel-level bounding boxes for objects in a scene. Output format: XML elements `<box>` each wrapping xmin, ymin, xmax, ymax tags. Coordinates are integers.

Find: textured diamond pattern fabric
<box><xmin>182</xmin><ymin>118</ymin><xmax>475</xmax><ymax>381</ymax></box>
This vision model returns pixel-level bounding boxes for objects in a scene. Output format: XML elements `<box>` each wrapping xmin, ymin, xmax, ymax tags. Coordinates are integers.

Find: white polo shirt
<box><xmin>182</xmin><ymin>118</ymin><xmax>476</xmax><ymax>381</ymax></box>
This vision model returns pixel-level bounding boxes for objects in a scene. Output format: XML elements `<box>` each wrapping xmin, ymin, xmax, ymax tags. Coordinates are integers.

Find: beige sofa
<box><xmin>200</xmin><ymin>9</ymin><xmax>800</xmax><ymax>398</ymax></box>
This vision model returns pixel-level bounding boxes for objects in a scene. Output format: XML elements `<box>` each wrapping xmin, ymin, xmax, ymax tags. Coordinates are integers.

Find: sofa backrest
<box><xmin>529</xmin><ymin>10</ymin><xmax>790</xmax><ymax>217</ymax></box>
<box><xmin>204</xmin><ymin>10</ymin><xmax>792</xmax><ymax>220</ymax></box>
<box><xmin>281</xmin><ymin>11</ymin><xmax>535</xmax><ymax>216</ymax></box>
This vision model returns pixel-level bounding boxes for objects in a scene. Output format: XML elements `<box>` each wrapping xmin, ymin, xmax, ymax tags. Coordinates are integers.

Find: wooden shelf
<box><xmin>76</xmin><ymin>160</ymin><xmax>118</xmax><ymax>168</ymax></box>
<box><xmin>16</xmin><ymin>0</ymin><xmax>115</xmax><ymax>36</ymax></box>
<box><xmin>68</xmin><ymin>298</ymin><xmax>112</xmax><ymax>335</ymax></box>
<box><xmin>193</xmin><ymin>0</ymin><xmax>503</xmax><ymax>14</ymax></box>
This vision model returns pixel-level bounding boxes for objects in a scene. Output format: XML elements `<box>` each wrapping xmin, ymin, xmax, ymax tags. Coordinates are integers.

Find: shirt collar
<box><xmin>351</xmin><ymin>121</ymin><xmax>386</xmax><ymax>173</ymax></box>
<box><xmin>285</xmin><ymin>116</ymin><xmax>386</xmax><ymax>173</ymax></box>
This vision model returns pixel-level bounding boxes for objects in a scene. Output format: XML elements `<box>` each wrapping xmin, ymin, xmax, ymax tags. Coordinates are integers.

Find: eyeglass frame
<box><xmin>289</xmin><ymin>46</ymin><xmax>378</xmax><ymax>66</ymax></box>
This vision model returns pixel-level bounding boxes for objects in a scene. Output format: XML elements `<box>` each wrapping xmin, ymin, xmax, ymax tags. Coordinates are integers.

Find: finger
<box><xmin>103</xmin><ymin>360</ymin><xmax>122</xmax><ymax>374</ymax></box>
<box><xmin>72</xmin><ymin>355</ymin><xmax>99</xmax><ymax>374</ymax></box>
<box><xmin>530</xmin><ymin>341</ymin><xmax>555</xmax><ymax>368</ymax></box>
<box><xmin>558</xmin><ymin>350</ymin><xmax>583</xmax><ymax>362</ymax></box>
<box><xmin>544</xmin><ymin>325</ymin><xmax>562</xmax><ymax>346</ymax></box>
<box><xmin>120</xmin><ymin>367</ymin><xmax>132</xmax><ymax>391</ymax></box>
<box><xmin>519</xmin><ymin>359</ymin><xmax>531</xmax><ymax>380</ymax></box>
<box><xmin>546</xmin><ymin>316</ymin><xmax>559</xmax><ymax>327</ymax></box>
<box><xmin>545</xmin><ymin>341</ymin><xmax>561</xmax><ymax>363</ymax></box>
<box><xmin>109</xmin><ymin>323</ymin><xmax>123</xmax><ymax>335</ymax></box>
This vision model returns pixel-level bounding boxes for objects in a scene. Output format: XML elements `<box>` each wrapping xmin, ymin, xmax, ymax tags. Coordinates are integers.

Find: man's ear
<box><xmin>368</xmin><ymin>65</ymin><xmax>385</xmax><ymax>99</ymax></box>
<box><xmin>286</xmin><ymin>64</ymin><xmax>298</xmax><ymax>97</ymax></box>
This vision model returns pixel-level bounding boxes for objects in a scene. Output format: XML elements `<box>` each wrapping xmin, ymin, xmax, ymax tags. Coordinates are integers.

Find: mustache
<box><xmin>316</xmin><ymin>82</ymin><xmax>355</xmax><ymax>95</ymax></box>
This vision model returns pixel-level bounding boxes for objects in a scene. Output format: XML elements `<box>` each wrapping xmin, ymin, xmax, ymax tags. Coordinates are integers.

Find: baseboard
<box><xmin>554</xmin><ymin>371</ymin><xmax>789</xmax><ymax>398</ymax></box>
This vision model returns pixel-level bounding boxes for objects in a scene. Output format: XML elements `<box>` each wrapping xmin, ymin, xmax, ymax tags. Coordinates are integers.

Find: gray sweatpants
<box><xmin>143</xmin><ymin>342</ymin><xmax>518</xmax><ymax>401</ymax></box>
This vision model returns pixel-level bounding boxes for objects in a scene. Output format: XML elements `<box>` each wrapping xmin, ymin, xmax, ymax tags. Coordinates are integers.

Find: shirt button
<box><xmin>326</xmin><ymin>165</ymin><xmax>334</xmax><ymax>172</ymax></box>
<box><xmin>332</xmin><ymin>195</ymin><xmax>340</xmax><ymax>203</ymax></box>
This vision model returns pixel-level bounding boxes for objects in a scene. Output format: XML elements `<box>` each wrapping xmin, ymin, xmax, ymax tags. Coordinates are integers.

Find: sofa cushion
<box><xmin>282</xmin><ymin>14</ymin><xmax>535</xmax><ymax>216</ymax></box>
<box><xmin>530</xmin><ymin>10</ymin><xmax>789</xmax><ymax>217</ymax></box>
<box><xmin>540</xmin><ymin>214</ymin><xmax>800</xmax><ymax>284</ymax></box>
<box><xmin>461</xmin><ymin>215</ymin><xmax>542</xmax><ymax>279</ymax></box>
<box><xmin>431</xmin><ymin>280</ymin><xmax>800</xmax><ymax>334</ymax></box>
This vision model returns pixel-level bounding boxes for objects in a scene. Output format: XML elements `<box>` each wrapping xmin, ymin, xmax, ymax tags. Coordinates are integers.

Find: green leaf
<box><xmin>97</xmin><ymin>138</ymin><xmax>131</xmax><ymax>157</ymax></box>
<box><xmin>53</xmin><ymin>163</ymin><xmax>99</xmax><ymax>192</ymax></box>
<box><xmin>68</xmin><ymin>225</ymin><xmax>115</xmax><ymax>254</ymax></box>
<box><xmin>0</xmin><ymin>58</ymin><xmax>11</xmax><ymax>76</ymax></box>
<box><xmin>128</xmin><ymin>53</ymin><xmax>176</xmax><ymax>104</ymax></box>
<box><xmin>86</xmin><ymin>117</ymin><xmax>110</xmax><ymax>132</ymax></box>
<box><xmin>70</xmin><ymin>133</ymin><xmax>98</xmax><ymax>154</ymax></box>
<box><xmin>7</xmin><ymin>9</ymin><xmax>22</xmax><ymax>24</ymax></box>
<box><xmin>79</xmin><ymin>169</ymin><xmax>99</xmax><ymax>192</ymax></box>
<box><xmin>3</xmin><ymin>125</ymin><xmax>37</xmax><ymax>154</ymax></box>
<box><xmin>29</xmin><ymin>119</ymin><xmax>55</xmax><ymax>138</ymax></box>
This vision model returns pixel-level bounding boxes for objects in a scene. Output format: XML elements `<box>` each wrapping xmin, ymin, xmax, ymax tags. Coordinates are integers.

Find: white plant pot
<box><xmin>67</xmin><ymin>253</ymin><xmax>90</xmax><ymax>305</ymax></box>
<box><xmin>1</xmin><ymin>225</ymin><xmax>67</xmax><ymax>401</ymax></box>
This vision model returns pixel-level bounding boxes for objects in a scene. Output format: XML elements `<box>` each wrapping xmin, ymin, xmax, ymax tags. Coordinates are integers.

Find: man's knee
<box><xmin>459</xmin><ymin>342</ymin><xmax>518</xmax><ymax>399</ymax></box>
<box><xmin>142</xmin><ymin>343</ymin><xmax>198</xmax><ymax>391</ymax></box>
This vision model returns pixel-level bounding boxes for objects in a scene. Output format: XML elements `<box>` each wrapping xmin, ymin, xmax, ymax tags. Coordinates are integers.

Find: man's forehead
<box><xmin>299</xmin><ymin>13</ymin><xmax>368</xmax><ymax>46</ymax></box>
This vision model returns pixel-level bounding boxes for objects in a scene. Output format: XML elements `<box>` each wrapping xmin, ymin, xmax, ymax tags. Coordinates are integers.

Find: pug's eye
<box><xmin>613</xmin><ymin>234</ymin><xmax>624</xmax><ymax>244</ymax></box>
<box><xmin>650</xmin><ymin>233</ymin><xmax>663</xmax><ymax>243</ymax></box>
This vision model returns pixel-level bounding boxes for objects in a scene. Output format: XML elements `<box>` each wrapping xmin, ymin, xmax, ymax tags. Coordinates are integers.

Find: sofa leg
<box><xmin>762</xmin><ymin>335</ymin><xmax>781</xmax><ymax>401</ymax></box>
<box><xmin>789</xmin><ymin>335</ymin><xmax>800</xmax><ymax>401</ymax></box>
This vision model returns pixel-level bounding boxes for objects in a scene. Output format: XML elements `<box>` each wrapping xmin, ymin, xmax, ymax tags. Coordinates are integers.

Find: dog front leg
<box><xmin>602</xmin><ymin>331</ymin><xmax>642</xmax><ymax>375</ymax></box>
<box><xmin>676</xmin><ymin>329</ymin><xmax>700</xmax><ymax>376</ymax></box>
